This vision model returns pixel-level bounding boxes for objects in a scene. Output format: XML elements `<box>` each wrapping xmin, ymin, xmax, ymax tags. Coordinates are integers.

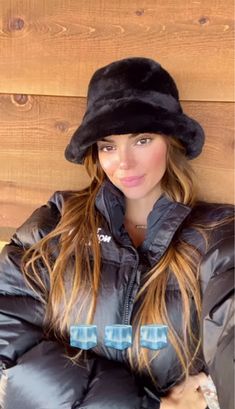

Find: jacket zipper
<box><xmin>102</xmin><ymin>193</ymin><xmax>140</xmax><ymax>325</ymax></box>
<box><xmin>122</xmin><ymin>245</ymin><xmax>139</xmax><ymax>325</ymax></box>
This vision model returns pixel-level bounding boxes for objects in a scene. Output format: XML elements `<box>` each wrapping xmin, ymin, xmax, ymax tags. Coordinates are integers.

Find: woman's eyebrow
<box><xmin>99</xmin><ymin>134</ymin><xmax>140</xmax><ymax>142</ymax></box>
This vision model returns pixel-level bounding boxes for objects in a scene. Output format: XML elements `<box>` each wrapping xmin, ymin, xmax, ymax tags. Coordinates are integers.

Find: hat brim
<box><xmin>65</xmin><ymin>99</ymin><xmax>205</xmax><ymax>164</ymax></box>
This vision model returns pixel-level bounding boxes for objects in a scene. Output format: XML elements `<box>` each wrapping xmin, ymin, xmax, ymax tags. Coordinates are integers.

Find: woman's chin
<box><xmin>119</xmin><ymin>187</ymin><xmax>148</xmax><ymax>200</ymax></box>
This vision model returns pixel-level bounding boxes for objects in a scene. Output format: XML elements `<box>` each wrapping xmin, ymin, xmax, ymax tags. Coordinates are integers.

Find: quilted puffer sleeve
<box><xmin>0</xmin><ymin>191</ymin><xmax>64</xmax><ymax>366</ymax></box>
<box><xmin>0</xmin><ymin>339</ymin><xmax>160</xmax><ymax>409</ymax></box>
<box><xmin>200</xmin><ymin>216</ymin><xmax>234</xmax><ymax>409</ymax></box>
<box><xmin>0</xmin><ymin>341</ymin><xmax>94</xmax><ymax>409</ymax></box>
<box><xmin>202</xmin><ymin>268</ymin><xmax>234</xmax><ymax>409</ymax></box>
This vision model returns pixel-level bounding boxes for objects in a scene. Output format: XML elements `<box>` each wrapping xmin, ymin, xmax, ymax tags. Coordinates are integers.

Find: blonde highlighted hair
<box><xmin>21</xmin><ymin>136</ymin><xmax>233</xmax><ymax>386</ymax></box>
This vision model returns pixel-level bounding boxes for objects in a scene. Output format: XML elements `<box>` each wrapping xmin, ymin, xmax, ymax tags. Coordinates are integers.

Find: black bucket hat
<box><xmin>65</xmin><ymin>57</ymin><xmax>205</xmax><ymax>164</ymax></box>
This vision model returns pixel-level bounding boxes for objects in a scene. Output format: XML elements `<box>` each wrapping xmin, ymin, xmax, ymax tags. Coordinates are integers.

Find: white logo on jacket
<box><xmin>97</xmin><ymin>228</ymin><xmax>112</xmax><ymax>243</ymax></box>
<box><xmin>83</xmin><ymin>228</ymin><xmax>112</xmax><ymax>246</ymax></box>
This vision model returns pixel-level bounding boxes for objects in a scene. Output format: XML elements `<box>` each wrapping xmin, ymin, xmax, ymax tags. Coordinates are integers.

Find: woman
<box><xmin>0</xmin><ymin>57</ymin><xmax>234</xmax><ymax>409</ymax></box>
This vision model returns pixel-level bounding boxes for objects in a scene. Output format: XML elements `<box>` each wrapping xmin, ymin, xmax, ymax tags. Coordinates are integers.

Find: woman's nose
<box><xmin>118</xmin><ymin>149</ymin><xmax>134</xmax><ymax>170</ymax></box>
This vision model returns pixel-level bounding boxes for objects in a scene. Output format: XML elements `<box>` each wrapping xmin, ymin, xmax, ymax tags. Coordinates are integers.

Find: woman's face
<box><xmin>97</xmin><ymin>133</ymin><xmax>168</xmax><ymax>201</ymax></box>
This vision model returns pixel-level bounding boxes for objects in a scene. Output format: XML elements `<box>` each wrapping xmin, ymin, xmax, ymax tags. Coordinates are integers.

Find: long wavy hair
<box><xmin>21</xmin><ymin>136</ymin><xmax>233</xmax><ymax>386</ymax></box>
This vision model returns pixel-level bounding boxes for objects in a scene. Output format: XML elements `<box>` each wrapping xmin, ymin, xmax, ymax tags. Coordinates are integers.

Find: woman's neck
<box><xmin>124</xmin><ymin>189</ymin><xmax>163</xmax><ymax>226</ymax></box>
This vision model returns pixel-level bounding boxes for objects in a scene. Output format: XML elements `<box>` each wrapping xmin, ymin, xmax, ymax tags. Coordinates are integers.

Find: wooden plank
<box><xmin>193</xmin><ymin>167</ymin><xmax>234</xmax><ymax>204</ymax></box>
<box><xmin>0</xmin><ymin>93</ymin><xmax>234</xmax><ymax>242</ymax></box>
<box><xmin>0</xmin><ymin>228</ymin><xmax>14</xmax><ymax>245</ymax></box>
<box><xmin>0</xmin><ymin>0</ymin><xmax>234</xmax><ymax>101</ymax></box>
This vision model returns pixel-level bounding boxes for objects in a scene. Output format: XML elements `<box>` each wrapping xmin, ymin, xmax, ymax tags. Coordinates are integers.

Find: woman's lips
<box><xmin>119</xmin><ymin>175</ymin><xmax>145</xmax><ymax>187</ymax></box>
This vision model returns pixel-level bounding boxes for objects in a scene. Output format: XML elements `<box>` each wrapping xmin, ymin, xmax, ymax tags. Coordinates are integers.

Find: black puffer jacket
<box><xmin>0</xmin><ymin>180</ymin><xmax>234</xmax><ymax>409</ymax></box>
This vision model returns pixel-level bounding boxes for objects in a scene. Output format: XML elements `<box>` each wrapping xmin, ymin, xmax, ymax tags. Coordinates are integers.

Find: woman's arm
<box><xmin>0</xmin><ymin>339</ymin><xmax>161</xmax><ymax>409</ymax></box>
<box><xmin>200</xmin><ymin>219</ymin><xmax>234</xmax><ymax>409</ymax></box>
<box><xmin>0</xmin><ymin>192</ymin><xmax>63</xmax><ymax>367</ymax></box>
<box><xmin>202</xmin><ymin>266</ymin><xmax>234</xmax><ymax>409</ymax></box>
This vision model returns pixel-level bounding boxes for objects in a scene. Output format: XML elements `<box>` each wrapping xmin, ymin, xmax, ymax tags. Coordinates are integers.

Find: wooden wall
<box><xmin>0</xmin><ymin>0</ymin><xmax>234</xmax><ymax>246</ymax></box>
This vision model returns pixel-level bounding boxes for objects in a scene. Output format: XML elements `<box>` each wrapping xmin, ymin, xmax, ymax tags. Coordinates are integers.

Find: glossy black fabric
<box><xmin>0</xmin><ymin>180</ymin><xmax>234</xmax><ymax>409</ymax></box>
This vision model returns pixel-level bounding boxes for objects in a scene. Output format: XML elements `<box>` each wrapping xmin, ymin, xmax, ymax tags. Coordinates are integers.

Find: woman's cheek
<box><xmin>150</xmin><ymin>142</ymin><xmax>167</xmax><ymax>168</ymax></box>
<box><xmin>98</xmin><ymin>155</ymin><xmax>116</xmax><ymax>177</ymax></box>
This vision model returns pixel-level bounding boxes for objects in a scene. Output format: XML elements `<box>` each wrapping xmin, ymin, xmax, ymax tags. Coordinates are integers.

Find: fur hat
<box><xmin>65</xmin><ymin>57</ymin><xmax>205</xmax><ymax>164</ymax></box>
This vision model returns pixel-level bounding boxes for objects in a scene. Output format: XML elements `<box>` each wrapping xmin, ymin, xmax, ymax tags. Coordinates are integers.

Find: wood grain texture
<box><xmin>0</xmin><ymin>0</ymin><xmax>234</xmax><ymax>100</ymax></box>
<box><xmin>0</xmin><ymin>93</ymin><xmax>234</xmax><ymax>241</ymax></box>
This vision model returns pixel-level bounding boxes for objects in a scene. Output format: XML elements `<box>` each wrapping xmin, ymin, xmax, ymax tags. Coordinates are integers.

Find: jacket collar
<box><xmin>95</xmin><ymin>179</ymin><xmax>192</xmax><ymax>266</ymax></box>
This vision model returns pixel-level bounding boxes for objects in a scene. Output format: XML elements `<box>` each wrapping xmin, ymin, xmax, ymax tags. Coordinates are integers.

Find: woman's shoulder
<box><xmin>177</xmin><ymin>199</ymin><xmax>234</xmax><ymax>256</ymax></box>
<box><xmin>48</xmin><ymin>189</ymin><xmax>80</xmax><ymax>210</ymax></box>
<box><xmin>184</xmin><ymin>201</ymin><xmax>234</xmax><ymax>288</ymax></box>
<box><xmin>186</xmin><ymin>200</ymin><xmax>234</xmax><ymax>238</ymax></box>
<box><xmin>190</xmin><ymin>199</ymin><xmax>234</xmax><ymax>223</ymax></box>
<box><xmin>11</xmin><ymin>190</ymin><xmax>78</xmax><ymax>248</ymax></box>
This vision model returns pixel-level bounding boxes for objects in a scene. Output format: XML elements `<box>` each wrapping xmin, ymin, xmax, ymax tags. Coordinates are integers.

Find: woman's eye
<box><xmin>136</xmin><ymin>137</ymin><xmax>152</xmax><ymax>145</ymax></box>
<box><xmin>98</xmin><ymin>145</ymin><xmax>115</xmax><ymax>152</ymax></box>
